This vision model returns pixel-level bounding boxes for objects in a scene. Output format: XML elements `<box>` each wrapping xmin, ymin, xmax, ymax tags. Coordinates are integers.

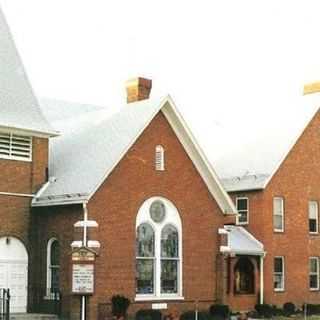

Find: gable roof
<box><xmin>32</xmin><ymin>96</ymin><xmax>237</xmax><ymax>215</ymax></box>
<box><xmin>221</xmin><ymin>225</ymin><xmax>264</xmax><ymax>256</ymax></box>
<box><xmin>211</xmin><ymin>94</ymin><xmax>320</xmax><ymax>192</ymax></box>
<box><xmin>0</xmin><ymin>7</ymin><xmax>57</xmax><ymax>137</ymax></box>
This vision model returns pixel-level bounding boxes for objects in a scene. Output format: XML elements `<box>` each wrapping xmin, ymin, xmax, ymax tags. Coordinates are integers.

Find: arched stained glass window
<box><xmin>47</xmin><ymin>238</ymin><xmax>60</xmax><ymax>296</ymax></box>
<box><xmin>135</xmin><ymin>197</ymin><xmax>182</xmax><ymax>299</ymax></box>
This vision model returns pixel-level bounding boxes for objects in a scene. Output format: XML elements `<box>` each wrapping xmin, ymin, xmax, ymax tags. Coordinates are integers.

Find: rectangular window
<box><xmin>309</xmin><ymin>201</ymin><xmax>318</xmax><ymax>234</ymax></box>
<box><xmin>310</xmin><ymin>257</ymin><xmax>319</xmax><ymax>290</ymax></box>
<box><xmin>155</xmin><ymin>145</ymin><xmax>165</xmax><ymax>171</ymax></box>
<box><xmin>236</xmin><ymin>197</ymin><xmax>249</xmax><ymax>225</ymax></box>
<box><xmin>274</xmin><ymin>256</ymin><xmax>284</xmax><ymax>291</ymax></box>
<box><xmin>0</xmin><ymin>132</ymin><xmax>32</xmax><ymax>161</ymax></box>
<box><xmin>273</xmin><ymin>197</ymin><xmax>284</xmax><ymax>232</ymax></box>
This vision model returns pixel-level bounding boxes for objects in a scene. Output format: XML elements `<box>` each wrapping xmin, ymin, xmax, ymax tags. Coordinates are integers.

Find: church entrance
<box><xmin>0</xmin><ymin>237</ymin><xmax>28</xmax><ymax>313</ymax></box>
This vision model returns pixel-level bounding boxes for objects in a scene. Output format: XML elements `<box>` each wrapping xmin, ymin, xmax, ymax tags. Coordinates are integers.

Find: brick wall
<box><xmin>36</xmin><ymin>111</ymin><xmax>228</xmax><ymax>320</ymax></box>
<box><xmin>229</xmin><ymin>110</ymin><xmax>320</xmax><ymax>308</ymax></box>
<box><xmin>0</xmin><ymin>137</ymin><xmax>48</xmax><ymax>245</ymax></box>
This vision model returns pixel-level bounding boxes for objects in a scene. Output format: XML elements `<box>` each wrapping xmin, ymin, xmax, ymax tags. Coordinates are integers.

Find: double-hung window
<box><xmin>274</xmin><ymin>256</ymin><xmax>285</xmax><ymax>291</ymax></box>
<box><xmin>136</xmin><ymin>197</ymin><xmax>182</xmax><ymax>300</ymax></box>
<box><xmin>273</xmin><ymin>197</ymin><xmax>284</xmax><ymax>232</ymax></box>
<box><xmin>309</xmin><ymin>201</ymin><xmax>319</xmax><ymax>234</ymax></box>
<box><xmin>310</xmin><ymin>257</ymin><xmax>319</xmax><ymax>290</ymax></box>
<box><xmin>236</xmin><ymin>197</ymin><xmax>249</xmax><ymax>225</ymax></box>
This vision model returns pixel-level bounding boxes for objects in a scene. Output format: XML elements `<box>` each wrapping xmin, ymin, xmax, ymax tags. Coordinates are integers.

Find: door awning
<box><xmin>219</xmin><ymin>225</ymin><xmax>265</xmax><ymax>256</ymax></box>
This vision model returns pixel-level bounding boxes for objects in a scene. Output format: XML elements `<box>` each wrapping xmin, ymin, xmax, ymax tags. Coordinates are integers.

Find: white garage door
<box><xmin>0</xmin><ymin>237</ymin><xmax>28</xmax><ymax>313</ymax></box>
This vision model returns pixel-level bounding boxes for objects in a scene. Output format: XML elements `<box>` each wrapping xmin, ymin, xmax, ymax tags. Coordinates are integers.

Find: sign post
<box><xmin>71</xmin><ymin>203</ymin><xmax>99</xmax><ymax>320</ymax></box>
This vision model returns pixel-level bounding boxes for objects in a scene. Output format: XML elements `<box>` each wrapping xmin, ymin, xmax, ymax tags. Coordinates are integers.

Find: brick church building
<box><xmin>1</xmin><ymin>6</ymin><xmax>320</xmax><ymax>320</ymax></box>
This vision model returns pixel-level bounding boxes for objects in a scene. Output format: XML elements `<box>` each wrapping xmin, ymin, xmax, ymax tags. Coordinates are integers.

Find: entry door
<box><xmin>0</xmin><ymin>262</ymin><xmax>28</xmax><ymax>313</ymax></box>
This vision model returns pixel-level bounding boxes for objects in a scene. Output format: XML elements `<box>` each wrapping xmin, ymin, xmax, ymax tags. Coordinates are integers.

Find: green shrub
<box><xmin>254</xmin><ymin>304</ymin><xmax>273</xmax><ymax>318</ymax></box>
<box><xmin>111</xmin><ymin>295</ymin><xmax>130</xmax><ymax>319</ymax></box>
<box><xmin>209</xmin><ymin>304</ymin><xmax>230</xmax><ymax>319</ymax></box>
<box><xmin>136</xmin><ymin>309</ymin><xmax>162</xmax><ymax>320</ymax></box>
<box><xmin>283</xmin><ymin>302</ymin><xmax>295</xmax><ymax>316</ymax></box>
<box><xmin>271</xmin><ymin>305</ymin><xmax>283</xmax><ymax>316</ymax></box>
<box><xmin>180</xmin><ymin>311</ymin><xmax>211</xmax><ymax>320</ymax></box>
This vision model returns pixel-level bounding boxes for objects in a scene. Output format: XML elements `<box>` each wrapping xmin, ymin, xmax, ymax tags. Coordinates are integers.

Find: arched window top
<box><xmin>136</xmin><ymin>223</ymin><xmax>154</xmax><ymax>257</ymax></box>
<box><xmin>155</xmin><ymin>145</ymin><xmax>165</xmax><ymax>171</ymax></box>
<box><xmin>136</xmin><ymin>197</ymin><xmax>181</xmax><ymax>230</ymax></box>
<box><xmin>161</xmin><ymin>224</ymin><xmax>178</xmax><ymax>258</ymax></box>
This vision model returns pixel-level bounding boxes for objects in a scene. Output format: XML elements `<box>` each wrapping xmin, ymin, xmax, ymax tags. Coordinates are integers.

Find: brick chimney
<box><xmin>303</xmin><ymin>81</ymin><xmax>320</xmax><ymax>95</ymax></box>
<box><xmin>126</xmin><ymin>77</ymin><xmax>152</xmax><ymax>103</ymax></box>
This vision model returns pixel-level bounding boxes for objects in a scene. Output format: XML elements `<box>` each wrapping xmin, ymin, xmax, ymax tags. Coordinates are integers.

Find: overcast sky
<box><xmin>1</xmin><ymin>0</ymin><xmax>320</xmax><ymax>176</ymax></box>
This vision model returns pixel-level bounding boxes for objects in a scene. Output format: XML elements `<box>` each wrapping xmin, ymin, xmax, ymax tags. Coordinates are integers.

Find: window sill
<box><xmin>309</xmin><ymin>232</ymin><xmax>319</xmax><ymax>235</ymax></box>
<box><xmin>310</xmin><ymin>288</ymin><xmax>319</xmax><ymax>291</ymax></box>
<box><xmin>135</xmin><ymin>295</ymin><xmax>184</xmax><ymax>302</ymax></box>
<box><xmin>237</xmin><ymin>222</ymin><xmax>249</xmax><ymax>226</ymax></box>
<box><xmin>274</xmin><ymin>230</ymin><xmax>284</xmax><ymax>233</ymax></box>
<box><xmin>43</xmin><ymin>295</ymin><xmax>60</xmax><ymax>301</ymax></box>
<box><xmin>274</xmin><ymin>289</ymin><xmax>285</xmax><ymax>292</ymax></box>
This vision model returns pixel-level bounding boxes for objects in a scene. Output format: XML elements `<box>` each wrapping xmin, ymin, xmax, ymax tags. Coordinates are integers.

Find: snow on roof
<box><xmin>210</xmin><ymin>94</ymin><xmax>320</xmax><ymax>192</ymax></box>
<box><xmin>33</xmin><ymin>96</ymin><xmax>237</xmax><ymax>216</ymax></box>
<box><xmin>223</xmin><ymin>225</ymin><xmax>264</xmax><ymax>256</ymax></box>
<box><xmin>0</xmin><ymin>7</ymin><xmax>56</xmax><ymax>136</ymax></box>
<box><xmin>33</xmin><ymin>97</ymin><xmax>163</xmax><ymax>205</ymax></box>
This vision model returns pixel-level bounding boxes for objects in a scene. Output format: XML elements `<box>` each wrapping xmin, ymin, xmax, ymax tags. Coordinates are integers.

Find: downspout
<box><xmin>260</xmin><ymin>253</ymin><xmax>265</xmax><ymax>304</ymax></box>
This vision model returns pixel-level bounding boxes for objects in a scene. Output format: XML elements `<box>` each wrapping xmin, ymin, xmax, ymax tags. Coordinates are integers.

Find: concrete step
<box><xmin>10</xmin><ymin>314</ymin><xmax>59</xmax><ymax>320</ymax></box>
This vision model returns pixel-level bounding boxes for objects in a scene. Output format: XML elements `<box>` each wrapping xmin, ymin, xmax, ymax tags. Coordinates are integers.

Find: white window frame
<box><xmin>155</xmin><ymin>145</ymin><xmax>165</xmax><ymax>171</ymax></box>
<box><xmin>135</xmin><ymin>197</ymin><xmax>183</xmax><ymax>301</ymax></box>
<box><xmin>274</xmin><ymin>256</ymin><xmax>285</xmax><ymax>292</ymax></box>
<box><xmin>309</xmin><ymin>201</ymin><xmax>319</xmax><ymax>234</ymax></box>
<box><xmin>309</xmin><ymin>257</ymin><xmax>319</xmax><ymax>291</ymax></box>
<box><xmin>273</xmin><ymin>197</ymin><xmax>284</xmax><ymax>232</ymax></box>
<box><xmin>236</xmin><ymin>197</ymin><xmax>249</xmax><ymax>225</ymax></box>
<box><xmin>46</xmin><ymin>237</ymin><xmax>59</xmax><ymax>299</ymax></box>
<box><xmin>0</xmin><ymin>131</ymin><xmax>32</xmax><ymax>162</ymax></box>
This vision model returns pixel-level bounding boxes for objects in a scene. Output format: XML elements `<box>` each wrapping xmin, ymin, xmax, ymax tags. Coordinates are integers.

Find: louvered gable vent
<box><xmin>0</xmin><ymin>132</ymin><xmax>32</xmax><ymax>161</ymax></box>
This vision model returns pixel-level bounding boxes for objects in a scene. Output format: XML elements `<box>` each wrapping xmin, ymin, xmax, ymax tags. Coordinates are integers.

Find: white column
<box><xmin>260</xmin><ymin>254</ymin><xmax>264</xmax><ymax>304</ymax></box>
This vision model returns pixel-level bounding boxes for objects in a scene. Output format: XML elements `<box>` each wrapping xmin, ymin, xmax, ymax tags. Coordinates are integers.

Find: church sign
<box><xmin>71</xmin><ymin>247</ymin><xmax>96</xmax><ymax>295</ymax></box>
<box><xmin>72</xmin><ymin>264</ymin><xmax>94</xmax><ymax>294</ymax></box>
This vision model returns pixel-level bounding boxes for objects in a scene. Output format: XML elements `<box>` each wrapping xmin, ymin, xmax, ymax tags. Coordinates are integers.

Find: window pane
<box><xmin>274</xmin><ymin>215</ymin><xmax>283</xmax><ymax>230</ymax></box>
<box><xmin>310</xmin><ymin>259</ymin><xmax>318</xmax><ymax>273</ymax></box>
<box><xmin>136</xmin><ymin>224</ymin><xmax>154</xmax><ymax>257</ymax></box>
<box><xmin>309</xmin><ymin>202</ymin><xmax>318</xmax><ymax>219</ymax></box>
<box><xmin>237</xmin><ymin>199</ymin><xmax>248</xmax><ymax>211</ymax></box>
<box><xmin>310</xmin><ymin>219</ymin><xmax>317</xmax><ymax>233</ymax></box>
<box><xmin>51</xmin><ymin>241</ymin><xmax>60</xmax><ymax>266</ymax></box>
<box><xmin>136</xmin><ymin>259</ymin><xmax>154</xmax><ymax>294</ymax></box>
<box><xmin>161</xmin><ymin>225</ymin><xmax>178</xmax><ymax>258</ymax></box>
<box><xmin>51</xmin><ymin>267</ymin><xmax>60</xmax><ymax>292</ymax></box>
<box><xmin>161</xmin><ymin>260</ymin><xmax>178</xmax><ymax>293</ymax></box>
<box><xmin>310</xmin><ymin>275</ymin><xmax>318</xmax><ymax>289</ymax></box>
<box><xmin>274</xmin><ymin>274</ymin><xmax>283</xmax><ymax>289</ymax></box>
<box><xmin>273</xmin><ymin>198</ymin><xmax>283</xmax><ymax>215</ymax></box>
<box><xmin>274</xmin><ymin>258</ymin><xmax>283</xmax><ymax>273</ymax></box>
<box><xmin>238</xmin><ymin>211</ymin><xmax>248</xmax><ymax>223</ymax></box>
